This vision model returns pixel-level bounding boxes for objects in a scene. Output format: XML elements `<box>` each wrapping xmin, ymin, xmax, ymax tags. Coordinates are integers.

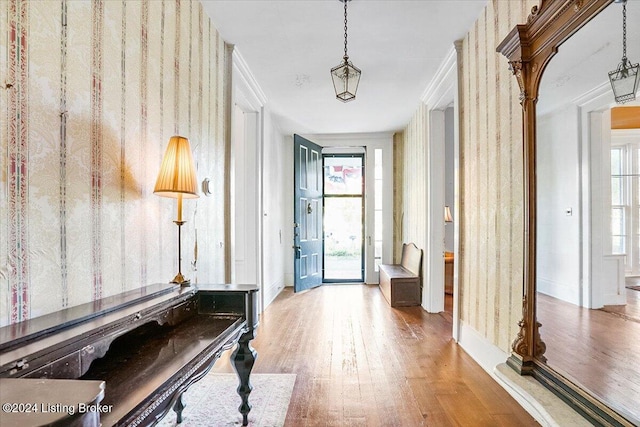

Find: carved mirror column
<box><xmin>496</xmin><ymin>1</ymin><xmax>639</xmax><ymax>425</ymax></box>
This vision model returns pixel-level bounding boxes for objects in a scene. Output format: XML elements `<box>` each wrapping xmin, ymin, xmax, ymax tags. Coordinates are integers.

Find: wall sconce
<box><xmin>201</xmin><ymin>178</ymin><xmax>213</xmax><ymax>196</ymax></box>
<box><xmin>154</xmin><ymin>136</ymin><xmax>199</xmax><ymax>285</ymax></box>
<box><xmin>444</xmin><ymin>206</ymin><xmax>453</xmax><ymax>223</ymax></box>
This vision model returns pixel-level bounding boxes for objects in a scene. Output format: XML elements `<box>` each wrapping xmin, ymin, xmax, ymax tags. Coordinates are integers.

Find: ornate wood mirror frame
<box><xmin>497</xmin><ymin>1</ymin><xmax>635</xmax><ymax>425</ymax></box>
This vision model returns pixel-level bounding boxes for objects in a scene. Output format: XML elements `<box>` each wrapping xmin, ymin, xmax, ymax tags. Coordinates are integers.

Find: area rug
<box><xmin>157</xmin><ymin>373</ymin><xmax>296</xmax><ymax>427</ymax></box>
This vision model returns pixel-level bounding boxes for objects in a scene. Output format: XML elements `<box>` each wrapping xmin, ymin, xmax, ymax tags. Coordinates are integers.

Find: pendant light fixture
<box><xmin>330</xmin><ymin>0</ymin><xmax>361</xmax><ymax>102</ymax></box>
<box><xmin>608</xmin><ymin>0</ymin><xmax>639</xmax><ymax>104</ymax></box>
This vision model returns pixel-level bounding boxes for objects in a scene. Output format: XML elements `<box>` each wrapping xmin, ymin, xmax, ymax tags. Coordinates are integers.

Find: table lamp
<box><xmin>154</xmin><ymin>136</ymin><xmax>199</xmax><ymax>285</ymax></box>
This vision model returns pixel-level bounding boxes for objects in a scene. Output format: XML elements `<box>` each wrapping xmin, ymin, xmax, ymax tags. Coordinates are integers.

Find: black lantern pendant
<box><xmin>609</xmin><ymin>0</ymin><xmax>639</xmax><ymax>104</ymax></box>
<box><xmin>331</xmin><ymin>0</ymin><xmax>361</xmax><ymax>102</ymax></box>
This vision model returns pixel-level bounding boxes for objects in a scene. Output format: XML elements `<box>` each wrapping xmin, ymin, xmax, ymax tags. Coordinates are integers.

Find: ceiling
<box><xmin>202</xmin><ymin>0</ymin><xmax>640</xmax><ymax>135</ymax></box>
<box><xmin>201</xmin><ymin>0</ymin><xmax>489</xmax><ymax>135</ymax></box>
<box><xmin>538</xmin><ymin>0</ymin><xmax>640</xmax><ymax>114</ymax></box>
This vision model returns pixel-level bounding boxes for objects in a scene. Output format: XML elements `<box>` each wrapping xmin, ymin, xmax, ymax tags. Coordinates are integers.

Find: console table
<box><xmin>0</xmin><ymin>283</ymin><xmax>259</xmax><ymax>427</ymax></box>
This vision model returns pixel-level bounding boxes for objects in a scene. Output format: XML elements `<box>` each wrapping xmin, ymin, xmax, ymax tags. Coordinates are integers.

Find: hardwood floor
<box><xmin>601</xmin><ymin>287</ymin><xmax>640</xmax><ymax>323</ymax></box>
<box><xmin>213</xmin><ymin>285</ymin><xmax>538</xmax><ymax>426</ymax></box>
<box><xmin>537</xmin><ymin>291</ymin><xmax>640</xmax><ymax>424</ymax></box>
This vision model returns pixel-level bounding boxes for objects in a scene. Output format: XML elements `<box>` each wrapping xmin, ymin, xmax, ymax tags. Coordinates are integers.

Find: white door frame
<box><xmin>576</xmin><ymin>83</ymin><xmax>636</xmax><ymax>308</ymax></box>
<box><xmin>307</xmin><ymin>133</ymin><xmax>394</xmax><ymax>284</ymax></box>
<box><xmin>421</xmin><ymin>45</ymin><xmax>461</xmax><ymax>340</ymax></box>
<box><xmin>231</xmin><ymin>48</ymin><xmax>266</xmax><ymax>313</ymax></box>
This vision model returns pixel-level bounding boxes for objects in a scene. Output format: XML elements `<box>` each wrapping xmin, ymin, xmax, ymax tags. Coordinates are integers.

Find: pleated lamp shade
<box><xmin>154</xmin><ymin>136</ymin><xmax>199</xmax><ymax>199</ymax></box>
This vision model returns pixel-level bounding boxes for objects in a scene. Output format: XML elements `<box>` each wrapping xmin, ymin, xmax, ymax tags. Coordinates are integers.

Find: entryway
<box><xmin>323</xmin><ymin>154</ymin><xmax>364</xmax><ymax>282</ymax></box>
<box><xmin>293</xmin><ymin>134</ymin><xmax>393</xmax><ymax>292</ymax></box>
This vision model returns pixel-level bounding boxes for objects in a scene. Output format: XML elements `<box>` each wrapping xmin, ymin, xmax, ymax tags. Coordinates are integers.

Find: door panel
<box><xmin>294</xmin><ymin>135</ymin><xmax>323</xmax><ymax>292</ymax></box>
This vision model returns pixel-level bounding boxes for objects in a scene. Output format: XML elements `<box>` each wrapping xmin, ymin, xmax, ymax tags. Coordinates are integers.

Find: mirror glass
<box><xmin>536</xmin><ymin>0</ymin><xmax>640</xmax><ymax>423</ymax></box>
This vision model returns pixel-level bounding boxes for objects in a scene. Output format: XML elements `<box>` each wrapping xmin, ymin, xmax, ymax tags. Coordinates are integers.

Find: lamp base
<box><xmin>171</xmin><ymin>272</ymin><xmax>190</xmax><ymax>286</ymax></box>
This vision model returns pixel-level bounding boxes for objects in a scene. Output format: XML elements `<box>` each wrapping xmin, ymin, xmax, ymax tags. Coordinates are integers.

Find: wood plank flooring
<box><xmin>537</xmin><ymin>291</ymin><xmax>640</xmax><ymax>424</ymax></box>
<box><xmin>601</xmin><ymin>287</ymin><xmax>640</xmax><ymax>323</ymax></box>
<box><xmin>213</xmin><ymin>285</ymin><xmax>538</xmax><ymax>426</ymax></box>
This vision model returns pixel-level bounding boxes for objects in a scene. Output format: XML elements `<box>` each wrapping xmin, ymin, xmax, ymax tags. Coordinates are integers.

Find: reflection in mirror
<box><xmin>536</xmin><ymin>0</ymin><xmax>640</xmax><ymax>423</ymax></box>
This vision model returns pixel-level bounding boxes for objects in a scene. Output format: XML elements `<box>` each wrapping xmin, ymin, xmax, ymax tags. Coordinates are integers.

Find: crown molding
<box><xmin>232</xmin><ymin>47</ymin><xmax>267</xmax><ymax>108</ymax></box>
<box><xmin>572</xmin><ymin>80</ymin><xmax>612</xmax><ymax>108</ymax></box>
<box><xmin>307</xmin><ymin>132</ymin><xmax>394</xmax><ymax>141</ymax></box>
<box><xmin>420</xmin><ymin>46</ymin><xmax>457</xmax><ymax>108</ymax></box>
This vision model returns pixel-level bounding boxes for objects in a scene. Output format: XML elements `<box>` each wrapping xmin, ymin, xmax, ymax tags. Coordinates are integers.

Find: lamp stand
<box><xmin>171</xmin><ymin>220</ymin><xmax>190</xmax><ymax>286</ymax></box>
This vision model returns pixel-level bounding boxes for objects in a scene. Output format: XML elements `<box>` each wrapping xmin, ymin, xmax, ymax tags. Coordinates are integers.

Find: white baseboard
<box><xmin>537</xmin><ymin>277</ymin><xmax>580</xmax><ymax>305</ymax></box>
<box><xmin>263</xmin><ymin>279</ymin><xmax>285</xmax><ymax>310</ymax></box>
<box><xmin>285</xmin><ymin>273</ymin><xmax>294</xmax><ymax>287</ymax></box>
<box><xmin>458</xmin><ymin>321</ymin><xmax>509</xmax><ymax>371</ymax></box>
<box><xmin>458</xmin><ymin>321</ymin><xmax>589</xmax><ymax>427</ymax></box>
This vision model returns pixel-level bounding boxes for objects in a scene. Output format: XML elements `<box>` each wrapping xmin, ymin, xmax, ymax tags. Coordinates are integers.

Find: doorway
<box><xmin>293</xmin><ymin>134</ymin><xmax>392</xmax><ymax>291</ymax></box>
<box><xmin>323</xmin><ymin>154</ymin><xmax>365</xmax><ymax>282</ymax></box>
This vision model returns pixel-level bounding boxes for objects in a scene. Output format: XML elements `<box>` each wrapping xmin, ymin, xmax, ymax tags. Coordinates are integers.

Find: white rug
<box><xmin>157</xmin><ymin>373</ymin><xmax>296</xmax><ymax>427</ymax></box>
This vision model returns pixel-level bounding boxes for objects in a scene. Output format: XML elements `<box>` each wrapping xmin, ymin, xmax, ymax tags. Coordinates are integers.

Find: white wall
<box><xmin>283</xmin><ymin>135</ymin><xmax>295</xmax><ymax>287</ymax></box>
<box><xmin>536</xmin><ymin>105</ymin><xmax>581</xmax><ymax>305</ymax></box>
<box><xmin>445</xmin><ymin>107</ymin><xmax>455</xmax><ymax>253</ymax></box>
<box><xmin>262</xmin><ymin>111</ymin><xmax>289</xmax><ymax>305</ymax></box>
<box><xmin>231</xmin><ymin>48</ymin><xmax>290</xmax><ymax>311</ymax></box>
<box><xmin>231</xmin><ymin>105</ymin><xmax>258</xmax><ymax>286</ymax></box>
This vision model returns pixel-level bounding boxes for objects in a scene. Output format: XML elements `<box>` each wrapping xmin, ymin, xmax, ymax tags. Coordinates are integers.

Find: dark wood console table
<box><xmin>0</xmin><ymin>283</ymin><xmax>259</xmax><ymax>427</ymax></box>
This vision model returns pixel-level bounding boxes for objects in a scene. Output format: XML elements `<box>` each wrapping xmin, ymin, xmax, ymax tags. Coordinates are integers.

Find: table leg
<box><xmin>173</xmin><ymin>392</ymin><xmax>185</xmax><ymax>424</ymax></box>
<box><xmin>232</xmin><ymin>330</ymin><xmax>257</xmax><ymax>427</ymax></box>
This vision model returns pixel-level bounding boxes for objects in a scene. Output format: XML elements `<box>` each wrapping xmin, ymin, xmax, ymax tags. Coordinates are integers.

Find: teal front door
<box><xmin>293</xmin><ymin>134</ymin><xmax>323</xmax><ymax>292</ymax></box>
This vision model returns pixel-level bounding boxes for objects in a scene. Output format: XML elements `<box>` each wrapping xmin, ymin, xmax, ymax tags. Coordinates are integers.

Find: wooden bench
<box><xmin>379</xmin><ymin>243</ymin><xmax>422</xmax><ymax>307</ymax></box>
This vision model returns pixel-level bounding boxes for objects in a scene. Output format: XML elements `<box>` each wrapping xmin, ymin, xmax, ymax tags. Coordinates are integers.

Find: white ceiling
<box><xmin>538</xmin><ymin>0</ymin><xmax>640</xmax><ymax>114</ymax></box>
<box><xmin>202</xmin><ymin>0</ymin><xmax>489</xmax><ymax>135</ymax></box>
<box><xmin>203</xmin><ymin>0</ymin><xmax>640</xmax><ymax>135</ymax></box>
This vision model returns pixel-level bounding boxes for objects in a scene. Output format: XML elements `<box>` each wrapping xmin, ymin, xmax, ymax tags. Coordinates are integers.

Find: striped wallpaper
<box><xmin>458</xmin><ymin>0</ymin><xmax>533</xmax><ymax>352</ymax></box>
<box><xmin>395</xmin><ymin>0</ymin><xmax>535</xmax><ymax>353</ymax></box>
<box><xmin>397</xmin><ymin>104</ymin><xmax>429</xmax><ymax>282</ymax></box>
<box><xmin>0</xmin><ymin>0</ymin><xmax>229</xmax><ymax>326</ymax></box>
<box><xmin>392</xmin><ymin>132</ymin><xmax>404</xmax><ymax>263</ymax></box>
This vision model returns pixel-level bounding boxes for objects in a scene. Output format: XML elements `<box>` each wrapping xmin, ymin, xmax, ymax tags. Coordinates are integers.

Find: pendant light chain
<box><xmin>330</xmin><ymin>0</ymin><xmax>361</xmax><ymax>102</ymax></box>
<box><xmin>344</xmin><ymin>0</ymin><xmax>349</xmax><ymax>60</ymax></box>
<box><xmin>622</xmin><ymin>0</ymin><xmax>627</xmax><ymax>61</ymax></box>
<box><xmin>609</xmin><ymin>0</ymin><xmax>639</xmax><ymax>104</ymax></box>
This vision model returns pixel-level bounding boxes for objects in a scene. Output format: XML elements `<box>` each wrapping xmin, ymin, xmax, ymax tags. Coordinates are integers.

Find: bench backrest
<box><xmin>400</xmin><ymin>243</ymin><xmax>422</xmax><ymax>277</ymax></box>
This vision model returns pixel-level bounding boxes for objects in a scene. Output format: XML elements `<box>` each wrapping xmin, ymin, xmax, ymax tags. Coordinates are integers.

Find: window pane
<box><xmin>612</xmin><ymin>177</ymin><xmax>623</xmax><ymax>205</ymax></box>
<box><xmin>324</xmin><ymin>197</ymin><xmax>362</xmax><ymax>280</ymax></box>
<box><xmin>375</xmin><ymin>180</ymin><xmax>382</xmax><ymax>210</ymax></box>
<box><xmin>612</xmin><ymin>236</ymin><xmax>625</xmax><ymax>254</ymax></box>
<box><xmin>324</xmin><ymin>156</ymin><xmax>363</xmax><ymax>195</ymax></box>
<box><xmin>612</xmin><ymin>207</ymin><xmax>624</xmax><ymax>235</ymax></box>
<box><xmin>375</xmin><ymin>211</ymin><xmax>382</xmax><ymax>240</ymax></box>
<box><xmin>375</xmin><ymin>149</ymin><xmax>382</xmax><ymax>177</ymax></box>
<box><xmin>611</xmin><ymin>148</ymin><xmax>622</xmax><ymax>175</ymax></box>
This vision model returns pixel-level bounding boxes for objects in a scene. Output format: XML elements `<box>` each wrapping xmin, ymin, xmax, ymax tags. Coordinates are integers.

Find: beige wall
<box><xmin>459</xmin><ymin>0</ymin><xmax>534</xmax><ymax>351</ymax></box>
<box><xmin>395</xmin><ymin>104</ymin><xmax>428</xmax><ymax>277</ymax></box>
<box><xmin>395</xmin><ymin>0</ymin><xmax>535</xmax><ymax>352</ymax></box>
<box><xmin>393</xmin><ymin>132</ymin><xmax>404</xmax><ymax>263</ymax></box>
<box><xmin>1</xmin><ymin>0</ymin><xmax>228</xmax><ymax>325</ymax></box>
